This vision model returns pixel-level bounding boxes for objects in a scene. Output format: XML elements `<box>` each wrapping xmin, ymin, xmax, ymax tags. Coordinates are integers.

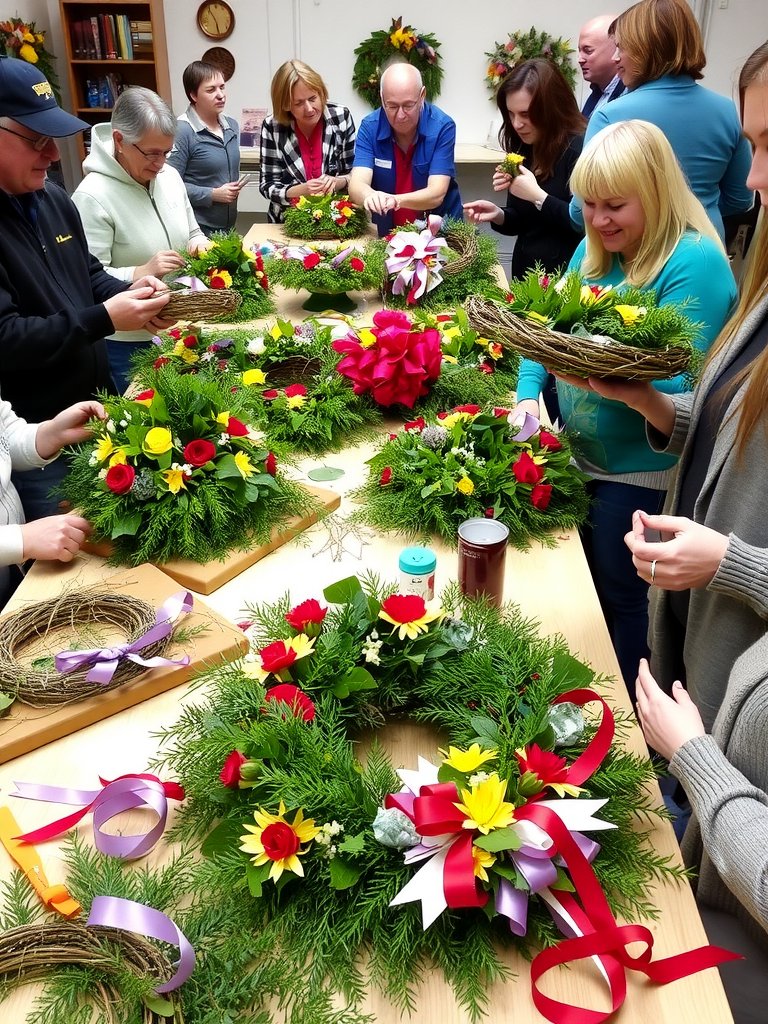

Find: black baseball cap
<box><xmin>0</xmin><ymin>55</ymin><xmax>88</xmax><ymax>137</ymax></box>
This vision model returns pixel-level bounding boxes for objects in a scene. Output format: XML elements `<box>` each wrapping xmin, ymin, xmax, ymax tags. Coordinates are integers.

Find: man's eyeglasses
<box><xmin>130</xmin><ymin>141</ymin><xmax>172</xmax><ymax>161</ymax></box>
<box><xmin>0</xmin><ymin>124</ymin><xmax>53</xmax><ymax>152</ymax></box>
<box><xmin>382</xmin><ymin>101</ymin><xmax>421</xmax><ymax>116</ymax></box>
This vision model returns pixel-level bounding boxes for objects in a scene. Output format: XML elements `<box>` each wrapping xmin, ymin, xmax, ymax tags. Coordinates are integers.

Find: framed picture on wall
<box><xmin>240</xmin><ymin>107</ymin><xmax>267</xmax><ymax>147</ymax></box>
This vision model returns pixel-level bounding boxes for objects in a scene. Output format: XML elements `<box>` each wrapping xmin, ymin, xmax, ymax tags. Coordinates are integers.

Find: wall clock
<box><xmin>197</xmin><ymin>1</ymin><xmax>235</xmax><ymax>42</ymax></box>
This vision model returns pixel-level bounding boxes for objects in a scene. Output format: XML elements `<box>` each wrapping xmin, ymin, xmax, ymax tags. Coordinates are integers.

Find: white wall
<box><xmin>19</xmin><ymin>0</ymin><xmax>768</xmax><ymax>197</ymax></box>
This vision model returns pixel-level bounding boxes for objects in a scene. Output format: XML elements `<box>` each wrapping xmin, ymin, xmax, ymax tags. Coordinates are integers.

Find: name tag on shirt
<box><xmin>374</xmin><ymin>158</ymin><xmax>393</xmax><ymax>169</ymax></box>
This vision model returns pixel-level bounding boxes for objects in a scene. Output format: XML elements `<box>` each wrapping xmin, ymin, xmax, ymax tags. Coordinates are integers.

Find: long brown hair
<box><xmin>496</xmin><ymin>59</ymin><xmax>585</xmax><ymax>180</ymax></box>
<box><xmin>611</xmin><ymin>0</ymin><xmax>706</xmax><ymax>87</ymax></box>
<box><xmin>705</xmin><ymin>41</ymin><xmax>768</xmax><ymax>455</ymax></box>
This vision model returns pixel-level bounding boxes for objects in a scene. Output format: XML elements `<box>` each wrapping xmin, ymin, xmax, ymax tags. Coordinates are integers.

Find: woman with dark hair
<box><xmin>259</xmin><ymin>60</ymin><xmax>355</xmax><ymax>224</ymax></box>
<box><xmin>570</xmin><ymin>0</ymin><xmax>753</xmax><ymax>241</ymax></box>
<box><xmin>167</xmin><ymin>61</ymin><xmax>241</xmax><ymax>237</ymax></box>
<box><xmin>464</xmin><ymin>59</ymin><xmax>585</xmax><ymax>277</ymax></box>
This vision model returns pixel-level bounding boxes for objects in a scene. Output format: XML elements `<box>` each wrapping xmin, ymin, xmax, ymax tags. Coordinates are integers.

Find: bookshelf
<box><xmin>59</xmin><ymin>0</ymin><xmax>171</xmax><ymax>163</ymax></box>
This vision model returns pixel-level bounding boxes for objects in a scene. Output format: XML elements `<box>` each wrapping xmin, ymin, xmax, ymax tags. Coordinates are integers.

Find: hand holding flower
<box><xmin>635</xmin><ymin>658</ymin><xmax>704</xmax><ymax>761</ymax></box>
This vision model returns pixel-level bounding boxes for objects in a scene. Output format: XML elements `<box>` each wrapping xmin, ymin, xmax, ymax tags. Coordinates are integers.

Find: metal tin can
<box><xmin>398</xmin><ymin>546</ymin><xmax>437</xmax><ymax>601</ymax></box>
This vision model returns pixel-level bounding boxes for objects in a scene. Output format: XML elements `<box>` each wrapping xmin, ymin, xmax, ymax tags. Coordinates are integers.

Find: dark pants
<box><xmin>700</xmin><ymin>905</ymin><xmax>768</xmax><ymax>1024</ymax></box>
<box><xmin>107</xmin><ymin>339</ymin><xmax>152</xmax><ymax>395</ymax></box>
<box><xmin>11</xmin><ymin>457</ymin><xmax>70</xmax><ymax>522</ymax></box>
<box><xmin>580</xmin><ymin>478</ymin><xmax>665</xmax><ymax>699</ymax></box>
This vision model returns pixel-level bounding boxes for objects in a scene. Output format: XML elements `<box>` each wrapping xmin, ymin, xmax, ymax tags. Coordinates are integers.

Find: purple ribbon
<box><xmin>510</xmin><ymin>411</ymin><xmax>540</xmax><ymax>442</ymax></box>
<box><xmin>385</xmin><ymin>215</ymin><xmax>448</xmax><ymax>303</ymax></box>
<box><xmin>55</xmin><ymin>590</ymin><xmax>194</xmax><ymax>685</ymax></box>
<box><xmin>172</xmin><ymin>275</ymin><xmax>208</xmax><ymax>291</ymax></box>
<box><xmin>331</xmin><ymin>245</ymin><xmax>354</xmax><ymax>268</ymax></box>
<box><xmin>11</xmin><ymin>774</ymin><xmax>182</xmax><ymax>859</ymax></box>
<box><xmin>87</xmin><ymin>895</ymin><xmax>195</xmax><ymax>993</ymax></box>
<box><xmin>496</xmin><ymin>878</ymin><xmax>529</xmax><ymax>936</ymax></box>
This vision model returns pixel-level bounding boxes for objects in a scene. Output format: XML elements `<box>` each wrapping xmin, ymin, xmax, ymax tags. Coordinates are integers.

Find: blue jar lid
<box><xmin>399</xmin><ymin>546</ymin><xmax>437</xmax><ymax>574</ymax></box>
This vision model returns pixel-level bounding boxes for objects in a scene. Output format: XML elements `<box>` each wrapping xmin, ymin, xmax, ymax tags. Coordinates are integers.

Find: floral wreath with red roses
<box><xmin>171</xmin><ymin>229</ymin><xmax>274</xmax><ymax>322</ymax></box>
<box><xmin>62</xmin><ymin>371</ymin><xmax>313</xmax><ymax>565</ymax></box>
<box><xmin>265</xmin><ymin>240</ymin><xmax>385</xmax><ymax>297</ymax></box>
<box><xmin>283</xmin><ymin>194</ymin><xmax>369</xmax><ymax>241</ymax></box>
<box><xmin>353</xmin><ymin>404</ymin><xmax>589</xmax><ymax>547</ymax></box>
<box><xmin>150</xmin><ymin>572</ymin><xmax>705</xmax><ymax>1024</ymax></box>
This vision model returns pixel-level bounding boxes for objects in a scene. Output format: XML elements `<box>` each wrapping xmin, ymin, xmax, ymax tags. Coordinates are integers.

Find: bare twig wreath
<box><xmin>0</xmin><ymin>920</ymin><xmax>182</xmax><ymax>1023</ymax></box>
<box><xmin>0</xmin><ymin>591</ymin><xmax>172</xmax><ymax>707</ymax></box>
<box><xmin>442</xmin><ymin>226</ymin><xmax>479</xmax><ymax>277</ymax></box>
<box><xmin>464</xmin><ymin>295</ymin><xmax>691</xmax><ymax>380</ymax></box>
<box><xmin>164</xmin><ymin>289</ymin><xmax>242</xmax><ymax>322</ymax></box>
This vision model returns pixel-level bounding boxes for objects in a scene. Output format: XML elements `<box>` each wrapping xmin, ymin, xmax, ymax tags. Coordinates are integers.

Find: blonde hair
<box><xmin>270</xmin><ymin>60</ymin><xmax>328</xmax><ymax>127</ymax></box>
<box><xmin>611</xmin><ymin>0</ymin><xmax>706</xmax><ymax>85</ymax></box>
<box><xmin>705</xmin><ymin>41</ymin><xmax>768</xmax><ymax>455</ymax></box>
<box><xmin>570</xmin><ymin>119</ymin><xmax>722</xmax><ymax>286</ymax></box>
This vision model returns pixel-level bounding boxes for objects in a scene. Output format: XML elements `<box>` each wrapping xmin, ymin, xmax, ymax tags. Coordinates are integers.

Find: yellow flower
<box><xmin>488</xmin><ymin>342</ymin><xmax>504</xmax><ymax>360</ymax></box>
<box><xmin>94</xmin><ymin>435</ymin><xmax>114</xmax><ymax>463</ymax></box>
<box><xmin>358</xmin><ymin>328</ymin><xmax>377</xmax><ymax>348</ymax></box>
<box><xmin>340</xmin><ymin>205</ymin><xmax>353</xmax><ymax>217</ymax></box>
<box><xmin>442</xmin><ymin>326</ymin><xmax>461</xmax><ymax>340</ymax></box>
<box><xmin>162</xmin><ymin>466</ymin><xmax>187</xmax><ymax>494</ymax></box>
<box><xmin>22</xmin><ymin>31</ymin><xmax>35</xmax><ymax>42</ymax></box>
<box><xmin>172</xmin><ymin>340</ymin><xmax>199</xmax><ymax>364</ymax></box>
<box><xmin>19</xmin><ymin>44</ymin><xmax>38</xmax><ymax>63</ymax></box>
<box><xmin>240</xmin><ymin>800</ymin><xmax>320</xmax><ymax>883</ymax></box>
<box><xmin>312</xmin><ymin>209</ymin><xmax>324</xmax><ymax>220</ymax></box>
<box><xmin>390</xmin><ymin>27</ymin><xmax>416</xmax><ymax>50</ymax></box>
<box><xmin>456</xmin><ymin>476</ymin><xmax>475</xmax><ymax>496</ymax></box>
<box><xmin>614</xmin><ymin>304</ymin><xmax>645</xmax><ymax>326</ymax></box>
<box><xmin>525</xmin><ymin>311</ymin><xmax>549</xmax><ymax>324</ymax></box>
<box><xmin>242</xmin><ymin>633</ymin><xmax>317</xmax><ymax>683</ymax></box>
<box><xmin>108</xmin><ymin>448</ymin><xmax>128</xmax><ymax>467</ymax></box>
<box><xmin>378</xmin><ymin>595</ymin><xmax>443</xmax><ymax>641</ymax></box>
<box><xmin>270</xmin><ymin>323</ymin><xmax>283</xmax><ymax>341</ymax></box>
<box><xmin>234</xmin><ymin>451</ymin><xmax>254</xmax><ymax>478</ymax></box>
<box><xmin>440</xmin><ymin>744</ymin><xmax>498</xmax><ymax>773</ymax></box>
<box><xmin>472</xmin><ymin>845</ymin><xmax>496</xmax><ymax>882</ymax></box>
<box><xmin>440</xmin><ymin>411</ymin><xmax>474</xmax><ymax>429</ymax></box>
<box><xmin>296</xmin><ymin>196</ymin><xmax>309</xmax><ymax>209</ymax></box>
<box><xmin>455</xmin><ymin>774</ymin><xmax>517</xmax><ymax>835</ymax></box>
<box><xmin>474</xmin><ymin>336</ymin><xmax>490</xmax><ymax>348</ymax></box>
<box><xmin>242</xmin><ymin>368</ymin><xmax>267</xmax><ymax>386</ymax></box>
<box><xmin>286</xmin><ymin>394</ymin><xmax>306</xmax><ymax>410</ymax></box>
<box><xmin>208</xmin><ymin>268</ymin><xmax>233</xmax><ymax>288</ymax></box>
<box><xmin>143</xmin><ymin>427</ymin><xmax>173</xmax><ymax>456</ymax></box>
<box><xmin>215</xmin><ymin>411</ymin><xmax>231</xmax><ymax>429</ymax></box>
<box><xmin>441</xmin><ymin>354</ymin><xmax>458</xmax><ymax>364</ymax></box>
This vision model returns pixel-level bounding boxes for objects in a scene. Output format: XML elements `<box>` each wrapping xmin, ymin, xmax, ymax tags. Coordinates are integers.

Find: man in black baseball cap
<box><xmin>0</xmin><ymin>56</ymin><xmax>170</xmax><ymax>520</ymax></box>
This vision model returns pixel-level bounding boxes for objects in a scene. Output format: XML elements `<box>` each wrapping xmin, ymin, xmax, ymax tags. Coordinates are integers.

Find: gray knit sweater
<box><xmin>671</xmin><ymin>632</ymin><xmax>768</xmax><ymax>953</ymax></box>
<box><xmin>647</xmin><ymin>293</ymin><xmax>768</xmax><ymax>731</ymax></box>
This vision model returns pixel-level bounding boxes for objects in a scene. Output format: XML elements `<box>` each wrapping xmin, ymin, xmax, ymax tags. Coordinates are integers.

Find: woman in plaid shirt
<box><xmin>259</xmin><ymin>60</ymin><xmax>356</xmax><ymax>223</ymax></box>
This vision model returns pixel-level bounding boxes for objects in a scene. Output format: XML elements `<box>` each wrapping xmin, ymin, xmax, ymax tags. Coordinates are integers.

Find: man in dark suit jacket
<box><xmin>578</xmin><ymin>14</ymin><xmax>626</xmax><ymax>118</ymax></box>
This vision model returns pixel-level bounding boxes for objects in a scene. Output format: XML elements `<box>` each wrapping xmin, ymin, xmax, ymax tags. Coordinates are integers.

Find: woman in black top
<box><xmin>464</xmin><ymin>58</ymin><xmax>585</xmax><ymax>277</ymax></box>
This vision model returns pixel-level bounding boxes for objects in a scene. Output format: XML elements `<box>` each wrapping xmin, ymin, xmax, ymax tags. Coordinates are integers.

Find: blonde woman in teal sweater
<box><xmin>515</xmin><ymin>120</ymin><xmax>736</xmax><ymax>694</ymax></box>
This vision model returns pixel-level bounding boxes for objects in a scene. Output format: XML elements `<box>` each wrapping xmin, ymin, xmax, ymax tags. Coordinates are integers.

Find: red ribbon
<box><xmin>386</xmin><ymin>781</ymin><xmax>487</xmax><ymax>910</ymax></box>
<box><xmin>554</xmin><ymin>689</ymin><xmax>615</xmax><ymax>788</ymax></box>
<box><xmin>517</xmin><ymin>802</ymin><xmax>740</xmax><ymax>1023</ymax></box>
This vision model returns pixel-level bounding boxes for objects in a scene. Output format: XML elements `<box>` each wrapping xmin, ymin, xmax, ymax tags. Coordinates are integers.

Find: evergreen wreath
<box><xmin>140</xmin><ymin>575</ymin><xmax>683</xmax><ymax>1024</ymax></box>
<box><xmin>265</xmin><ymin>241</ymin><xmax>385</xmax><ymax>296</ymax></box>
<box><xmin>132</xmin><ymin>319</ymin><xmax>382</xmax><ymax>455</ymax></box>
<box><xmin>283</xmin><ymin>195</ymin><xmax>370</xmax><ymax>241</ymax></box>
<box><xmin>352</xmin><ymin>16</ymin><xmax>443</xmax><ymax>107</ymax></box>
<box><xmin>170</xmin><ymin>230</ymin><xmax>274</xmax><ymax>322</ymax></box>
<box><xmin>485</xmin><ymin>27</ymin><xmax>576</xmax><ymax>95</ymax></box>
<box><xmin>61</xmin><ymin>372</ymin><xmax>314</xmax><ymax>565</ymax></box>
<box><xmin>354</xmin><ymin>408</ymin><xmax>589</xmax><ymax>547</ymax></box>
<box><xmin>376</xmin><ymin>219</ymin><xmax>504</xmax><ymax>311</ymax></box>
<box><xmin>333</xmin><ymin>306</ymin><xmax>518</xmax><ymax>416</ymax></box>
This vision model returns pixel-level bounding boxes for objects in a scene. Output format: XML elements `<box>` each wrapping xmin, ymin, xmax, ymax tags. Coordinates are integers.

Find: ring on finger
<box><xmin>650</xmin><ymin>559</ymin><xmax>657</xmax><ymax>585</ymax></box>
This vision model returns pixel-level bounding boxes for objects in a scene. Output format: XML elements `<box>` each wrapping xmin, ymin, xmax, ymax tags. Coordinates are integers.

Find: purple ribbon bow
<box><xmin>55</xmin><ymin>590</ymin><xmax>194</xmax><ymax>685</ymax></box>
<box><xmin>87</xmin><ymin>896</ymin><xmax>195</xmax><ymax>993</ymax></box>
<box><xmin>172</xmin><ymin>275</ymin><xmax>208</xmax><ymax>291</ymax></box>
<box><xmin>385</xmin><ymin>215</ymin><xmax>448</xmax><ymax>304</ymax></box>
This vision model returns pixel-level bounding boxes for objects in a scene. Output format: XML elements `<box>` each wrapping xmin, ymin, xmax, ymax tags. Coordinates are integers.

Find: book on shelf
<box><xmin>89</xmin><ymin>16</ymin><xmax>102</xmax><ymax>60</ymax></box>
<box><xmin>130</xmin><ymin>19</ymin><xmax>153</xmax><ymax>57</ymax></box>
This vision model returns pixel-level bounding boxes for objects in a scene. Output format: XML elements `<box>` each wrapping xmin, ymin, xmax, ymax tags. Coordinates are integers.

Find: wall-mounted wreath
<box><xmin>352</xmin><ymin>16</ymin><xmax>443</xmax><ymax>107</ymax></box>
<box><xmin>485</xmin><ymin>27</ymin><xmax>576</xmax><ymax>95</ymax></box>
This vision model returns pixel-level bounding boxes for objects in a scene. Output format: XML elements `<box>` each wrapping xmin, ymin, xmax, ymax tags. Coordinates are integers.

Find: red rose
<box><xmin>380</xmin><ymin>466</ymin><xmax>392</xmax><ymax>486</ymax></box>
<box><xmin>153</xmin><ymin>356</ymin><xmax>170</xmax><ymax>369</ymax></box>
<box><xmin>182</xmin><ymin>334</ymin><xmax>198</xmax><ymax>349</ymax></box>
<box><xmin>436</xmin><ymin>411</ymin><xmax>449</xmax><ymax>420</ymax></box>
<box><xmin>479</xmin><ymin>362</ymin><xmax>494</xmax><ymax>374</ymax></box>
<box><xmin>168</xmin><ymin>328</ymin><xmax>182</xmax><ymax>340</ymax></box>
<box><xmin>226</xmin><ymin>417</ymin><xmax>249</xmax><ymax>436</ymax></box>
<box><xmin>285</xmin><ymin>598</ymin><xmax>327</xmax><ymax>634</ymax></box>
<box><xmin>262</xmin><ymin>389</ymin><xmax>279</xmax><ymax>400</ymax></box>
<box><xmin>453</xmin><ymin>404</ymin><xmax>481</xmax><ymax>415</ymax></box>
<box><xmin>538</xmin><ymin>430</ymin><xmax>562</xmax><ymax>452</ymax></box>
<box><xmin>265</xmin><ymin>451</ymin><xmax>277</xmax><ymax>476</ymax></box>
<box><xmin>493</xmin><ymin>407</ymin><xmax>511</xmax><ymax>417</ymax></box>
<box><xmin>105</xmin><ymin>463</ymin><xmax>136</xmax><ymax>495</ymax></box>
<box><xmin>505</xmin><ymin>292</ymin><xmax>515</xmax><ymax>303</ymax></box>
<box><xmin>350</xmin><ymin>256</ymin><xmax>365</xmax><ymax>272</ymax></box>
<box><xmin>219</xmin><ymin>750</ymin><xmax>247</xmax><ymax>788</ymax></box>
<box><xmin>303</xmin><ymin>251</ymin><xmax>321</xmax><ymax>269</ymax></box>
<box><xmin>512</xmin><ymin>451</ymin><xmax>544</xmax><ymax>485</ymax></box>
<box><xmin>260</xmin><ymin>821</ymin><xmax>300</xmax><ymax>860</ymax></box>
<box><xmin>484</xmin><ymin>508</ymin><xmax>495</xmax><ymax>518</ymax></box>
<box><xmin>258</xmin><ymin>640</ymin><xmax>296</xmax><ymax>675</ymax></box>
<box><xmin>264</xmin><ymin>683</ymin><xmax>316</xmax><ymax>722</ymax></box>
<box><xmin>183</xmin><ymin>439</ymin><xmax>216</xmax><ymax>466</ymax></box>
<box><xmin>284</xmin><ymin>383</ymin><xmax>308</xmax><ymax>398</ymax></box>
<box><xmin>134</xmin><ymin>389</ymin><xmax>155</xmax><ymax>402</ymax></box>
<box><xmin>531</xmin><ymin>483</ymin><xmax>553</xmax><ymax>510</ymax></box>
<box><xmin>388</xmin><ymin>433</ymin><xmax>398</xmax><ymax>440</ymax></box>
<box><xmin>209</xmin><ymin>275</ymin><xmax>228</xmax><ymax>289</ymax></box>
<box><xmin>403</xmin><ymin>417</ymin><xmax>425</xmax><ymax>432</ymax></box>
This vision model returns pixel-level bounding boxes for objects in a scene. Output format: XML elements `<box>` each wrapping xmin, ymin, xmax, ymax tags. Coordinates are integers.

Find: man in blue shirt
<box><xmin>349</xmin><ymin>63</ymin><xmax>462</xmax><ymax>236</ymax></box>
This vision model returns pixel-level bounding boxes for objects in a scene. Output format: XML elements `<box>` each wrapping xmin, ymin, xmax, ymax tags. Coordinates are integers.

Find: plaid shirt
<box><xmin>259</xmin><ymin>103</ymin><xmax>356</xmax><ymax>223</ymax></box>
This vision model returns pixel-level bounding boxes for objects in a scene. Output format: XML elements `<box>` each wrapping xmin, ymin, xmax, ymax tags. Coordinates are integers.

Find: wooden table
<box><xmin>0</xmin><ymin>263</ymin><xmax>733</xmax><ymax>1022</ymax></box>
